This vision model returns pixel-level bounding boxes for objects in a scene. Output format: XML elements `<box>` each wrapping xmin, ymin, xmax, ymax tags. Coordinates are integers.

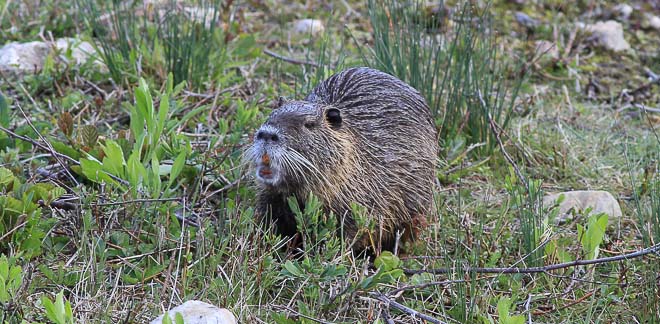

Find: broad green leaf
<box><xmin>174</xmin><ymin>312</ymin><xmax>185</xmax><ymax>324</ymax></box>
<box><xmin>0</xmin><ymin>167</ymin><xmax>14</xmax><ymax>186</ymax></box>
<box><xmin>137</xmin><ymin>78</ymin><xmax>155</xmax><ymax>135</ymax></box>
<box><xmin>127</xmin><ymin>153</ymin><xmax>148</xmax><ymax>196</ymax></box>
<box><xmin>42</xmin><ymin>296</ymin><xmax>57</xmax><ymax>322</ymax></box>
<box><xmin>151</xmin><ymin>156</ymin><xmax>162</xmax><ymax>196</ymax></box>
<box><xmin>80</xmin><ymin>158</ymin><xmax>119</xmax><ymax>187</ymax></box>
<box><xmin>583</xmin><ymin>213</ymin><xmax>608</xmax><ymax>260</ymax></box>
<box><xmin>0</xmin><ymin>92</ymin><xmax>9</xmax><ymax>127</ymax></box>
<box><xmin>102</xmin><ymin>140</ymin><xmax>126</xmax><ymax>177</ymax></box>
<box><xmin>154</xmin><ymin>93</ymin><xmax>169</xmax><ymax>146</ymax></box>
<box><xmin>168</xmin><ymin>150</ymin><xmax>187</xmax><ymax>187</ymax></box>
<box><xmin>166</xmin><ymin>72</ymin><xmax>174</xmax><ymax>94</ymax></box>
<box><xmin>50</xmin><ymin>140</ymin><xmax>81</xmax><ymax>160</ymax></box>
<box><xmin>130</xmin><ymin>103</ymin><xmax>145</xmax><ymax>142</ymax></box>
<box><xmin>282</xmin><ymin>260</ymin><xmax>304</xmax><ymax>278</ymax></box>
<box><xmin>26</xmin><ymin>183</ymin><xmax>65</xmax><ymax>204</ymax></box>
<box><xmin>374</xmin><ymin>251</ymin><xmax>401</xmax><ymax>271</ymax></box>
<box><xmin>497</xmin><ymin>297</ymin><xmax>525</xmax><ymax>324</ymax></box>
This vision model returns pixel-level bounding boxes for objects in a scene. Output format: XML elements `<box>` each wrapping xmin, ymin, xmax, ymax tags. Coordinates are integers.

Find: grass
<box><xmin>1</xmin><ymin>0</ymin><xmax>660</xmax><ymax>323</ymax></box>
<box><xmin>362</xmin><ymin>0</ymin><xmax>525</xmax><ymax>157</ymax></box>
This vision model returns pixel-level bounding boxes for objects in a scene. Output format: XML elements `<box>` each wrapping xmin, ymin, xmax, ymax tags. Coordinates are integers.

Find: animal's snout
<box><xmin>255</xmin><ymin>129</ymin><xmax>279</xmax><ymax>143</ymax></box>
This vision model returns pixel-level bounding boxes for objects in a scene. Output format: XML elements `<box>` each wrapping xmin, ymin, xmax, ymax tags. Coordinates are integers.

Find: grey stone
<box><xmin>292</xmin><ymin>19</ymin><xmax>325</xmax><ymax>37</ymax></box>
<box><xmin>613</xmin><ymin>4</ymin><xmax>633</xmax><ymax>20</ymax></box>
<box><xmin>543</xmin><ymin>190</ymin><xmax>622</xmax><ymax>222</ymax></box>
<box><xmin>584</xmin><ymin>20</ymin><xmax>630</xmax><ymax>52</ymax></box>
<box><xmin>647</xmin><ymin>14</ymin><xmax>660</xmax><ymax>30</ymax></box>
<box><xmin>150</xmin><ymin>301</ymin><xmax>237</xmax><ymax>324</ymax></box>
<box><xmin>0</xmin><ymin>38</ymin><xmax>100</xmax><ymax>75</ymax></box>
<box><xmin>515</xmin><ymin>12</ymin><xmax>540</xmax><ymax>29</ymax></box>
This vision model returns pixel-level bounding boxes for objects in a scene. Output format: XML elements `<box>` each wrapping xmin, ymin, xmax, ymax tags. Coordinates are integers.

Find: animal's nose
<box><xmin>255</xmin><ymin>129</ymin><xmax>279</xmax><ymax>142</ymax></box>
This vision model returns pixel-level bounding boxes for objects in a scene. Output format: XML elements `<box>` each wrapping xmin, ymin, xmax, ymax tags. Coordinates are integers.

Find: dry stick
<box><xmin>477</xmin><ymin>90</ymin><xmax>527</xmax><ymax>186</ymax></box>
<box><xmin>91</xmin><ymin>197</ymin><xmax>181</xmax><ymax>206</ymax></box>
<box><xmin>205</xmin><ymin>174</ymin><xmax>248</xmax><ymax>197</ymax></box>
<box><xmin>15</xmin><ymin>88</ymin><xmax>80</xmax><ymax>187</ymax></box>
<box><xmin>403</xmin><ymin>242</ymin><xmax>660</xmax><ymax>275</ymax></box>
<box><xmin>272</xmin><ymin>305</ymin><xmax>334</xmax><ymax>324</ymax></box>
<box><xmin>0</xmin><ymin>125</ymin><xmax>78</xmax><ymax>164</ymax></box>
<box><xmin>380</xmin><ymin>308</ymin><xmax>395</xmax><ymax>324</ymax></box>
<box><xmin>370</xmin><ymin>292</ymin><xmax>447</xmax><ymax>324</ymax></box>
<box><xmin>598</xmin><ymin>67</ymin><xmax>660</xmax><ymax>103</ymax></box>
<box><xmin>0</xmin><ymin>124</ymin><xmax>131</xmax><ymax>187</ymax></box>
<box><xmin>263</xmin><ymin>49</ymin><xmax>323</xmax><ymax>68</ymax></box>
<box><xmin>386</xmin><ymin>277</ymin><xmax>498</xmax><ymax>296</ymax></box>
<box><xmin>533</xmin><ymin>289</ymin><xmax>596</xmax><ymax>316</ymax></box>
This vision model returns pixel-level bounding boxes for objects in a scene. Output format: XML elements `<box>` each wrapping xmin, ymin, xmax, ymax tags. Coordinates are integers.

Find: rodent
<box><xmin>247</xmin><ymin>67</ymin><xmax>438</xmax><ymax>255</ymax></box>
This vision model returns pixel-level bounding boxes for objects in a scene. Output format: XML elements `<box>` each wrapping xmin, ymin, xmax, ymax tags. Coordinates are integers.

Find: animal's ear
<box><xmin>276</xmin><ymin>96</ymin><xmax>286</xmax><ymax>109</ymax></box>
<box><xmin>325</xmin><ymin>108</ymin><xmax>342</xmax><ymax>128</ymax></box>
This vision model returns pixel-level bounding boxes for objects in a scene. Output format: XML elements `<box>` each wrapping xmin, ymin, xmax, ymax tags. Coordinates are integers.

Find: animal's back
<box><xmin>306</xmin><ymin>67</ymin><xmax>438</xmax><ymax>249</ymax></box>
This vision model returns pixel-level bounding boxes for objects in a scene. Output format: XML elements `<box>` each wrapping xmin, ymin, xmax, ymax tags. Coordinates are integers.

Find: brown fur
<box><xmin>247</xmin><ymin>67</ymin><xmax>438</xmax><ymax>254</ymax></box>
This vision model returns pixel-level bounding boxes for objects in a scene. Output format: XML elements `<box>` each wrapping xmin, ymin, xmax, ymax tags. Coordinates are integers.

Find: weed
<box><xmin>361</xmin><ymin>0</ymin><xmax>525</xmax><ymax>156</ymax></box>
<box><xmin>41</xmin><ymin>291</ymin><xmax>74</xmax><ymax>324</ymax></box>
<box><xmin>78</xmin><ymin>0</ymin><xmax>237</xmax><ymax>88</ymax></box>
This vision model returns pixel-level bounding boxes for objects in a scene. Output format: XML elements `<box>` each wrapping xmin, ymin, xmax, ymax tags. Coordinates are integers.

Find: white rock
<box><xmin>150</xmin><ymin>301</ymin><xmax>237</xmax><ymax>324</ymax></box>
<box><xmin>0</xmin><ymin>38</ymin><xmax>99</xmax><ymax>75</ymax></box>
<box><xmin>613</xmin><ymin>4</ymin><xmax>633</xmax><ymax>20</ymax></box>
<box><xmin>543</xmin><ymin>190</ymin><xmax>622</xmax><ymax>222</ymax></box>
<box><xmin>54</xmin><ymin>38</ymin><xmax>98</xmax><ymax>65</ymax></box>
<box><xmin>292</xmin><ymin>19</ymin><xmax>325</xmax><ymax>37</ymax></box>
<box><xmin>648</xmin><ymin>14</ymin><xmax>660</xmax><ymax>30</ymax></box>
<box><xmin>0</xmin><ymin>41</ymin><xmax>50</xmax><ymax>74</ymax></box>
<box><xmin>584</xmin><ymin>20</ymin><xmax>630</xmax><ymax>52</ymax></box>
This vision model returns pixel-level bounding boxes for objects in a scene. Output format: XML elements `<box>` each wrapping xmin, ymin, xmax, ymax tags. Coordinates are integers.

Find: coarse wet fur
<box><xmin>246</xmin><ymin>67</ymin><xmax>438</xmax><ymax>255</ymax></box>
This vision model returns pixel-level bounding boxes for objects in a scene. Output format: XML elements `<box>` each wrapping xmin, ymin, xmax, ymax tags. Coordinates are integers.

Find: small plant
<box><xmin>496</xmin><ymin>297</ymin><xmax>525</xmax><ymax>324</ymax></box>
<box><xmin>0</xmin><ymin>166</ymin><xmax>62</xmax><ymax>259</ymax></box>
<box><xmin>504</xmin><ymin>170</ymin><xmax>545</xmax><ymax>266</ymax></box>
<box><xmin>577</xmin><ymin>211</ymin><xmax>608</xmax><ymax>260</ymax></box>
<box><xmin>78</xmin><ymin>75</ymin><xmax>193</xmax><ymax>198</ymax></box>
<box><xmin>357</xmin><ymin>251</ymin><xmax>404</xmax><ymax>290</ymax></box>
<box><xmin>161</xmin><ymin>311</ymin><xmax>185</xmax><ymax>324</ymax></box>
<box><xmin>0</xmin><ymin>255</ymin><xmax>23</xmax><ymax>305</ymax></box>
<box><xmin>42</xmin><ymin>291</ymin><xmax>74</xmax><ymax>324</ymax></box>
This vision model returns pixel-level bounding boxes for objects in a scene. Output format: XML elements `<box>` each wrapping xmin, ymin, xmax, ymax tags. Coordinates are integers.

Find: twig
<box><xmin>532</xmin><ymin>289</ymin><xmax>596</xmax><ymax>316</ymax></box>
<box><xmin>0</xmin><ymin>125</ymin><xmax>79</xmax><ymax>165</ymax></box>
<box><xmin>205</xmin><ymin>174</ymin><xmax>247</xmax><ymax>197</ymax></box>
<box><xmin>91</xmin><ymin>197</ymin><xmax>181</xmax><ymax>206</ymax></box>
<box><xmin>618</xmin><ymin>104</ymin><xmax>660</xmax><ymax>114</ymax></box>
<box><xmin>0</xmin><ymin>221</ymin><xmax>27</xmax><ymax>241</ymax></box>
<box><xmin>0</xmin><ymin>124</ymin><xmax>130</xmax><ymax>187</ymax></box>
<box><xmin>271</xmin><ymin>305</ymin><xmax>335</xmax><ymax>324</ymax></box>
<box><xmin>387</xmin><ymin>278</ymin><xmax>472</xmax><ymax>296</ymax></box>
<box><xmin>477</xmin><ymin>90</ymin><xmax>527</xmax><ymax>186</ymax></box>
<box><xmin>370</xmin><ymin>292</ymin><xmax>447</xmax><ymax>324</ymax></box>
<box><xmin>598</xmin><ymin>68</ymin><xmax>660</xmax><ymax>103</ymax></box>
<box><xmin>403</xmin><ymin>243</ymin><xmax>660</xmax><ymax>275</ymax></box>
<box><xmin>15</xmin><ymin>87</ymin><xmax>80</xmax><ymax>187</ymax></box>
<box><xmin>263</xmin><ymin>49</ymin><xmax>322</xmax><ymax>68</ymax></box>
<box><xmin>380</xmin><ymin>308</ymin><xmax>395</xmax><ymax>324</ymax></box>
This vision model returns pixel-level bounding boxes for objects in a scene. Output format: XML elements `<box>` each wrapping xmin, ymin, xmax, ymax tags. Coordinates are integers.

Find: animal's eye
<box><xmin>325</xmin><ymin>108</ymin><xmax>342</xmax><ymax>128</ymax></box>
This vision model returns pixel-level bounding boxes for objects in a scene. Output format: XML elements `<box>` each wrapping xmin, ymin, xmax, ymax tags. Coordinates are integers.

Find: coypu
<box><xmin>247</xmin><ymin>67</ymin><xmax>438</xmax><ymax>254</ymax></box>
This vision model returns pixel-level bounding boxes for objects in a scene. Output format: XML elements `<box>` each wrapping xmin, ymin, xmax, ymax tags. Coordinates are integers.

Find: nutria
<box><xmin>247</xmin><ymin>67</ymin><xmax>438</xmax><ymax>254</ymax></box>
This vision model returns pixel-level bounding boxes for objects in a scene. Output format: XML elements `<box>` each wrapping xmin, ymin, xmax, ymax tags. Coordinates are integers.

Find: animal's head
<box><xmin>247</xmin><ymin>100</ymin><xmax>345</xmax><ymax>190</ymax></box>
